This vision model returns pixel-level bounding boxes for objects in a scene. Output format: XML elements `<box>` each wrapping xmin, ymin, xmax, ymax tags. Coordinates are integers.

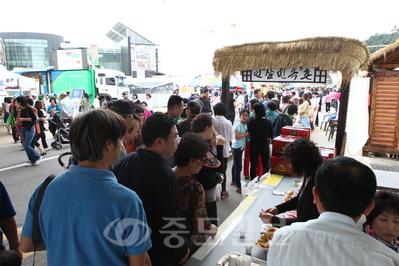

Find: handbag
<box><xmin>213</xmin><ymin>172</ymin><xmax>224</xmax><ymax>183</ymax></box>
<box><xmin>26</xmin><ymin>107</ymin><xmax>40</xmax><ymax>125</ymax></box>
<box><xmin>31</xmin><ymin>112</ymin><xmax>40</xmax><ymax>125</ymax></box>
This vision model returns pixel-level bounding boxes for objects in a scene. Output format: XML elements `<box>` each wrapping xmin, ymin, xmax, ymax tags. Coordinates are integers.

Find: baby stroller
<box><xmin>49</xmin><ymin>113</ymin><xmax>70</xmax><ymax>150</ymax></box>
<box><xmin>58</xmin><ymin>151</ymin><xmax>79</xmax><ymax>170</ymax></box>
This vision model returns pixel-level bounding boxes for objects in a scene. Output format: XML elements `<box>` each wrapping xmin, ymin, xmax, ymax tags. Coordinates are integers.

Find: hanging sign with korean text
<box><xmin>242</xmin><ymin>67</ymin><xmax>327</xmax><ymax>83</ymax></box>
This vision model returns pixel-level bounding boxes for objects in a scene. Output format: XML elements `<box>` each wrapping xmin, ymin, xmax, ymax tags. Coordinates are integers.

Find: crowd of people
<box><xmin>0</xmin><ymin>86</ymin><xmax>398</xmax><ymax>266</ymax></box>
<box><xmin>2</xmin><ymin>91</ymin><xmax>156</xmax><ymax>166</ymax></box>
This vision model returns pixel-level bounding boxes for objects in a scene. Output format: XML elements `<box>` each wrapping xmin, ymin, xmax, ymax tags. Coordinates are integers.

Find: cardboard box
<box><xmin>271</xmin><ymin>156</ymin><xmax>293</xmax><ymax>176</ymax></box>
<box><xmin>272</xmin><ymin>136</ymin><xmax>299</xmax><ymax>157</ymax></box>
<box><xmin>318</xmin><ymin>146</ymin><xmax>336</xmax><ymax>161</ymax></box>
<box><xmin>281</xmin><ymin>126</ymin><xmax>311</xmax><ymax>139</ymax></box>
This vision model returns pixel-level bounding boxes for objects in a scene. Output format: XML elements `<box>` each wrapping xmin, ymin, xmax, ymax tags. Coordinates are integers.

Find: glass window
<box><xmin>106</xmin><ymin>77</ymin><xmax>116</xmax><ymax>86</ymax></box>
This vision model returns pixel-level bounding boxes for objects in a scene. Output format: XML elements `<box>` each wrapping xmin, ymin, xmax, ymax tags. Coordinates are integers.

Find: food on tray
<box><xmin>216</xmin><ymin>252</ymin><xmax>267</xmax><ymax>266</ymax></box>
<box><xmin>283</xmin><ymin>190</ymin><xmax>297</xmax><ymax>202</ymax></box>
<box><xmin>255</xmin><ymin>226</ymin><xmax>278</xmax><ymax>251</ymax></box>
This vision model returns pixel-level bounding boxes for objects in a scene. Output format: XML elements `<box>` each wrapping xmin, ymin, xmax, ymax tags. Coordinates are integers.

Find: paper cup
<box><xmin>240</xmin><ymin>229</ymin><xmax>246</xmax><ymax>238</ymax></box>
<box><xmin>245</xmin><ymin>242</ymin><xmax>252</xmax><ymax>255</ymax></box>
<box><xmin>242</xmin><ymin>255</ymin><xmax>252</xmax><ymax>266</ymax></box>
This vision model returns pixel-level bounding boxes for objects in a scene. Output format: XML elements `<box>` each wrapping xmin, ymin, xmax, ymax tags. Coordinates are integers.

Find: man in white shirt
<box><xmin>59</xmin><ymin>91</ymin><xmax>74</xmax><ymax>123</ymax></box>
<box><xmin>31</xmin><ymin>93</ymin><xmax>38</xmax><ymax>105</ymax></box>
<box><xmin>268</xmin><ymin>156</ymin><xmax>399</xmax><ymax>266</ymax></box>
<box><xmin>213</xmin><ymin>102</ymin><xmax>233</xmax><ymax>199</ymax></box>
<box><xmin>43</xmin><ymin>94</ymin><xmax>51</xmax><ymax>109</ymax></box>
<box><xmin>235</xmin><ymin>90</ymin><xmax>244</xmax><ymax>112</ymax></box>
<box><xmin>145</xmin><ymin>94</ymin><xmax>153</xmax><ymax>113</ymax></box>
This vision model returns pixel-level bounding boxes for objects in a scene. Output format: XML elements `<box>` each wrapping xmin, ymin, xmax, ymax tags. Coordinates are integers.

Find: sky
<box><xmin>2</xmin><ymin>0</ymin><xmax>399</xmax><ymax>76</ymax></box>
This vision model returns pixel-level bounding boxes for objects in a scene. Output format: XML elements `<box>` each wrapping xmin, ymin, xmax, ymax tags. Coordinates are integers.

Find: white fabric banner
<box><xmin>346</xmin><ymin>75</ymin><xmax>370</xmax><ymax>155</ymax></box>
<box><xmin>0</xmin><ymin>68</ymin><xmax>37</xmax><ymax>91</ymax></box>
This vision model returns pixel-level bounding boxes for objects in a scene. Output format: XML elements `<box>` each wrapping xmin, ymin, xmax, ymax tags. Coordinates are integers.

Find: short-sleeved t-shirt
<box><xmin>0</xmin><ymin>182</ymin><xmax>16</xmax><ymax>219</ymax></box>
<box><xmin>0</xmin><ymin>181</ymin><xmax>16</xmax><ymax>244</ymax></box>
<box><xmin>247</xmin><ymin>118</ymin><xmax>274</xmax><ymax>147</ymax></box>
<box><xmin>232</xmin><ymin>122</ymin><xmax>247</xmax><ymax>149</ymax></box>
<box><xmin>22</xmin><ymin>166</ymin><xmax>151</xmax><ymax>266</ymax></box>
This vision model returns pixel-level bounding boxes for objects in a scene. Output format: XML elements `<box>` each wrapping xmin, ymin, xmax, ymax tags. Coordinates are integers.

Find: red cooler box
<box><xmin>272</xmin><ymin>136</ymin><xmax>299</xmax><ymax>157</ymax></box>
<box><xmin>271</xmin><ymin>156</ymin><xmax>293</xmax><ymax>176</ymax></box>
<box><xmin>281</xmin><ymin>126</ymin><xmax>311</xmax><ymax>139</ymax></box>
<box><xmin>318</xmin><ymin>146</ymin><xmax>336</xmax><ymax>161</ymax></box>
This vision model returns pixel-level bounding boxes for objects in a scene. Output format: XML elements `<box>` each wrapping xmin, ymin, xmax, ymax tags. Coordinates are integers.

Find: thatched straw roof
<box><xmin>367</xmin><ymin>38</ymin><xmax>399</xmax><ymax>69</ymax></box>
<box><xmin>213</xmin><ymin>36</ymin><xmax>370</xmax><ymax>82</ymax></box>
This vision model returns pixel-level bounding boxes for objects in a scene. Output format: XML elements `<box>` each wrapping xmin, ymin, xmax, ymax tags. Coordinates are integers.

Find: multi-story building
<box><xmin>0</xmin><ymin>32</ymin><xmax>64</xmax><ymax>71</ymax></box>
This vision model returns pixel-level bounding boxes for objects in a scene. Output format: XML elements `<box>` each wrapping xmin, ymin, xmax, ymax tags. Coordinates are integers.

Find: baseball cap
<box><xmin>184</xmin><ymin>100</ymin><xmax>201</xmax><ymax>115</ymax></box>
<box><xmin>193</xmin><ymin>151</ymin><xmax>221</xmax><ymax>168</ymax></box>
<box><xmin>108</xmin><ymin>99</ymin><xmax>140</xmax><ymax>119</ymax></box>
<box><xmin>193</xmin><ymin>98</ymin><xmax>204</xmax><ymax>108</ymax></box>
<box><xmin>122</xmin><ymin>92</ymin><xmax>128</xmax><ymax>95</ymax></box>
<box><xmin>32</xmin><ymin>93</ymin><xmax>37</xmax><ymax>97</ymax></box>
<box><xmin>60</xmin><ymin>91</ymin><xmax>67</xmax><ymax>96</ymax></box>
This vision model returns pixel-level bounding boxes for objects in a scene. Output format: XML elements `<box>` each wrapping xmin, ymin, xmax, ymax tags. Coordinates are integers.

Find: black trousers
<box><xmin>205</xmin><ymin>201</ymin><xmax>218</xmax><ymax>226</ymax></box>
<box><xmin>250</xmin><ymin>144</ymin><xmax>270</xmax><ymax>180</ymax></box>
<box><xmin>326</xmin><ymin>103</ymin><xmax>331</xmax><ymax>112</ymax></box>
<box><xmin>220</xmin><ymin>157</ymin><xmax>228</xmax><ymax>192</ymax></box>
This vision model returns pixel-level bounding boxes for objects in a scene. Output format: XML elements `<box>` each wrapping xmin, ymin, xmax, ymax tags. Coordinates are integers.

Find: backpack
<box><xmin>273</xmin><ymin>114</ymin><xmax>293</xmax><ymax>137</ymax></box>
<box><xmin>32</xmin><ymin>175</ymin><xmax>56</xmax><ymax>249</ymax></box>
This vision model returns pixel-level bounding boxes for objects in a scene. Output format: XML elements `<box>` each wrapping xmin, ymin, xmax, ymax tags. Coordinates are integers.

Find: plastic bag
<box><xmin>241</xmin><ymin>172</ymin><xmax>271</xmax><ymax>198</ymax></box>
<box><xmin>241</xmin><ymin>180</ymin><xmax>251</xmax><ymax>198</ymax></box>
<box><xmin>215</xmin><ymin>183</ymin><xmax>222</xmax><ymax>203</ymax></box>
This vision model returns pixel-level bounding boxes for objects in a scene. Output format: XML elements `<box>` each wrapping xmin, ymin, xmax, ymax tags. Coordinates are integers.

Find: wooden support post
<box><xmin>221</xmin><ymin>77</ymin><xmax>230</xmax><ymax>119</ymax></box>
<box><xmin>335</xmin><ymin>80</ymin><xmax>350</xmax><ymax>155</ymax></box>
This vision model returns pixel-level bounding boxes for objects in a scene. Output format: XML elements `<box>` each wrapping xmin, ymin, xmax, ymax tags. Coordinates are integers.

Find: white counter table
<box><xmin>184</xmin><ymin>175</ymin><xmax>302</xmax><ymax>265</ymax></box>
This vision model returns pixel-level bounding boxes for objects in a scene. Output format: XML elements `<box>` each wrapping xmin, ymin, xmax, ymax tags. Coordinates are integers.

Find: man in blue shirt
<box><xmin>263</xmin><ymin>90</ymin><xmax>277</xmax><ymax>111</ymax></box>
<box><xmin>21</xmin><ymin>109</ymin><xmax>152</xmax><ymax>266</ymax></box>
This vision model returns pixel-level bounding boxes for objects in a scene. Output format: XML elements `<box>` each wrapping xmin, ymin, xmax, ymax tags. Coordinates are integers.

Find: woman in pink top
<box><xmin>210</xmin><ymin>92</ymin><xmax>220</xmax><ymax>106</ymax></box>
<box><xmin>141</xmin><ymin>101</ymin><xmax>152</xmax><ymax>120</ymax></box>
<box><xmin>334</xmin><ymin>89</ymin><xmax>341</xmax><ymax>112</ymax></box>
<box><xmin>324</xmin><ymin>91</ymin><xmax>333</xmax><ymax>113</ymax></box>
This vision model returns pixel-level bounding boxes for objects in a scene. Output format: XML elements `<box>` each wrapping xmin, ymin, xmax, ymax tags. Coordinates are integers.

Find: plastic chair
<box><xmin>325</xmin><ymin>119</ymin><xmax>338</xmax><ymax>136</ymax></box>
<box><xmin>328</xmin><ymin>123</ymin><xmax>338</xmax><ymax>141</ymax></box>
<box><xmin>321</xmin><ymin>113</ymin><xmax>337</xmax><ymax>131</ymax></box>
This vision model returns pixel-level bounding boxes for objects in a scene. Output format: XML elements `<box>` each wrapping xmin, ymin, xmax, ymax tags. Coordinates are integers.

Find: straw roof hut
<box><xmin>213</xmin><ymin>36</ymin><xmax>370</xmax><ymax>82</ymax></box>
<box><xmin>366</xmin><ymin>38</ymin><xmax>399</xmax><ymax>70</ymax></box>
<box><xmin>362</xmin><ymin>38</ymin><xmax>399</xmax><ymax>157</ymax></box>
<box><xmin>212</xmin><ymin>36</ymin><xmax>370</xmax><ymax>155</ymax></box>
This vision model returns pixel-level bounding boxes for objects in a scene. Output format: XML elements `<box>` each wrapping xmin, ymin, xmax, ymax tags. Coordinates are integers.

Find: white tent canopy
<box><xmin>0</xmin><ymin>68</ymin><xmax>37</xmax><ymax>92</ymax></box>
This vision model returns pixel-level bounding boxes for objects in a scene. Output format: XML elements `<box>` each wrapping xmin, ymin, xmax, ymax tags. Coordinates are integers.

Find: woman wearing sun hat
<box><xmin>191</xmin><ymin>114</ymin><xmax>226</xmax><ymax>226</ymax></box>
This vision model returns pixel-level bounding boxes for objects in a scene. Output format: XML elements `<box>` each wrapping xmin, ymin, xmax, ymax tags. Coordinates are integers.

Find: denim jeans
<box><xmin>21</xmin><ymin>126</ymin><xmax>41</xmax><ymax>163</ymax></box>
<box><xmin>232</xmin><ymin>148</ymin><xmax>244</xmax><ymax>188</ymax></box>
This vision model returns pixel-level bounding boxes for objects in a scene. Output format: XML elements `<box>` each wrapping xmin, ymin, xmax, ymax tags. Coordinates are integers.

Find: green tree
<box><xmin>364</xmin><ymin>31</ymin><xmax>399</xmax><ymax>54</ymax></box>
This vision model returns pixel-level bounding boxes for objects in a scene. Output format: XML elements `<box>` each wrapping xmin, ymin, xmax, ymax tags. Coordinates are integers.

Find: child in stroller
<box><xmin>49</xmin><ymin>113</ymin><xmax>70</xmax><ymax>150</ymax></box>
